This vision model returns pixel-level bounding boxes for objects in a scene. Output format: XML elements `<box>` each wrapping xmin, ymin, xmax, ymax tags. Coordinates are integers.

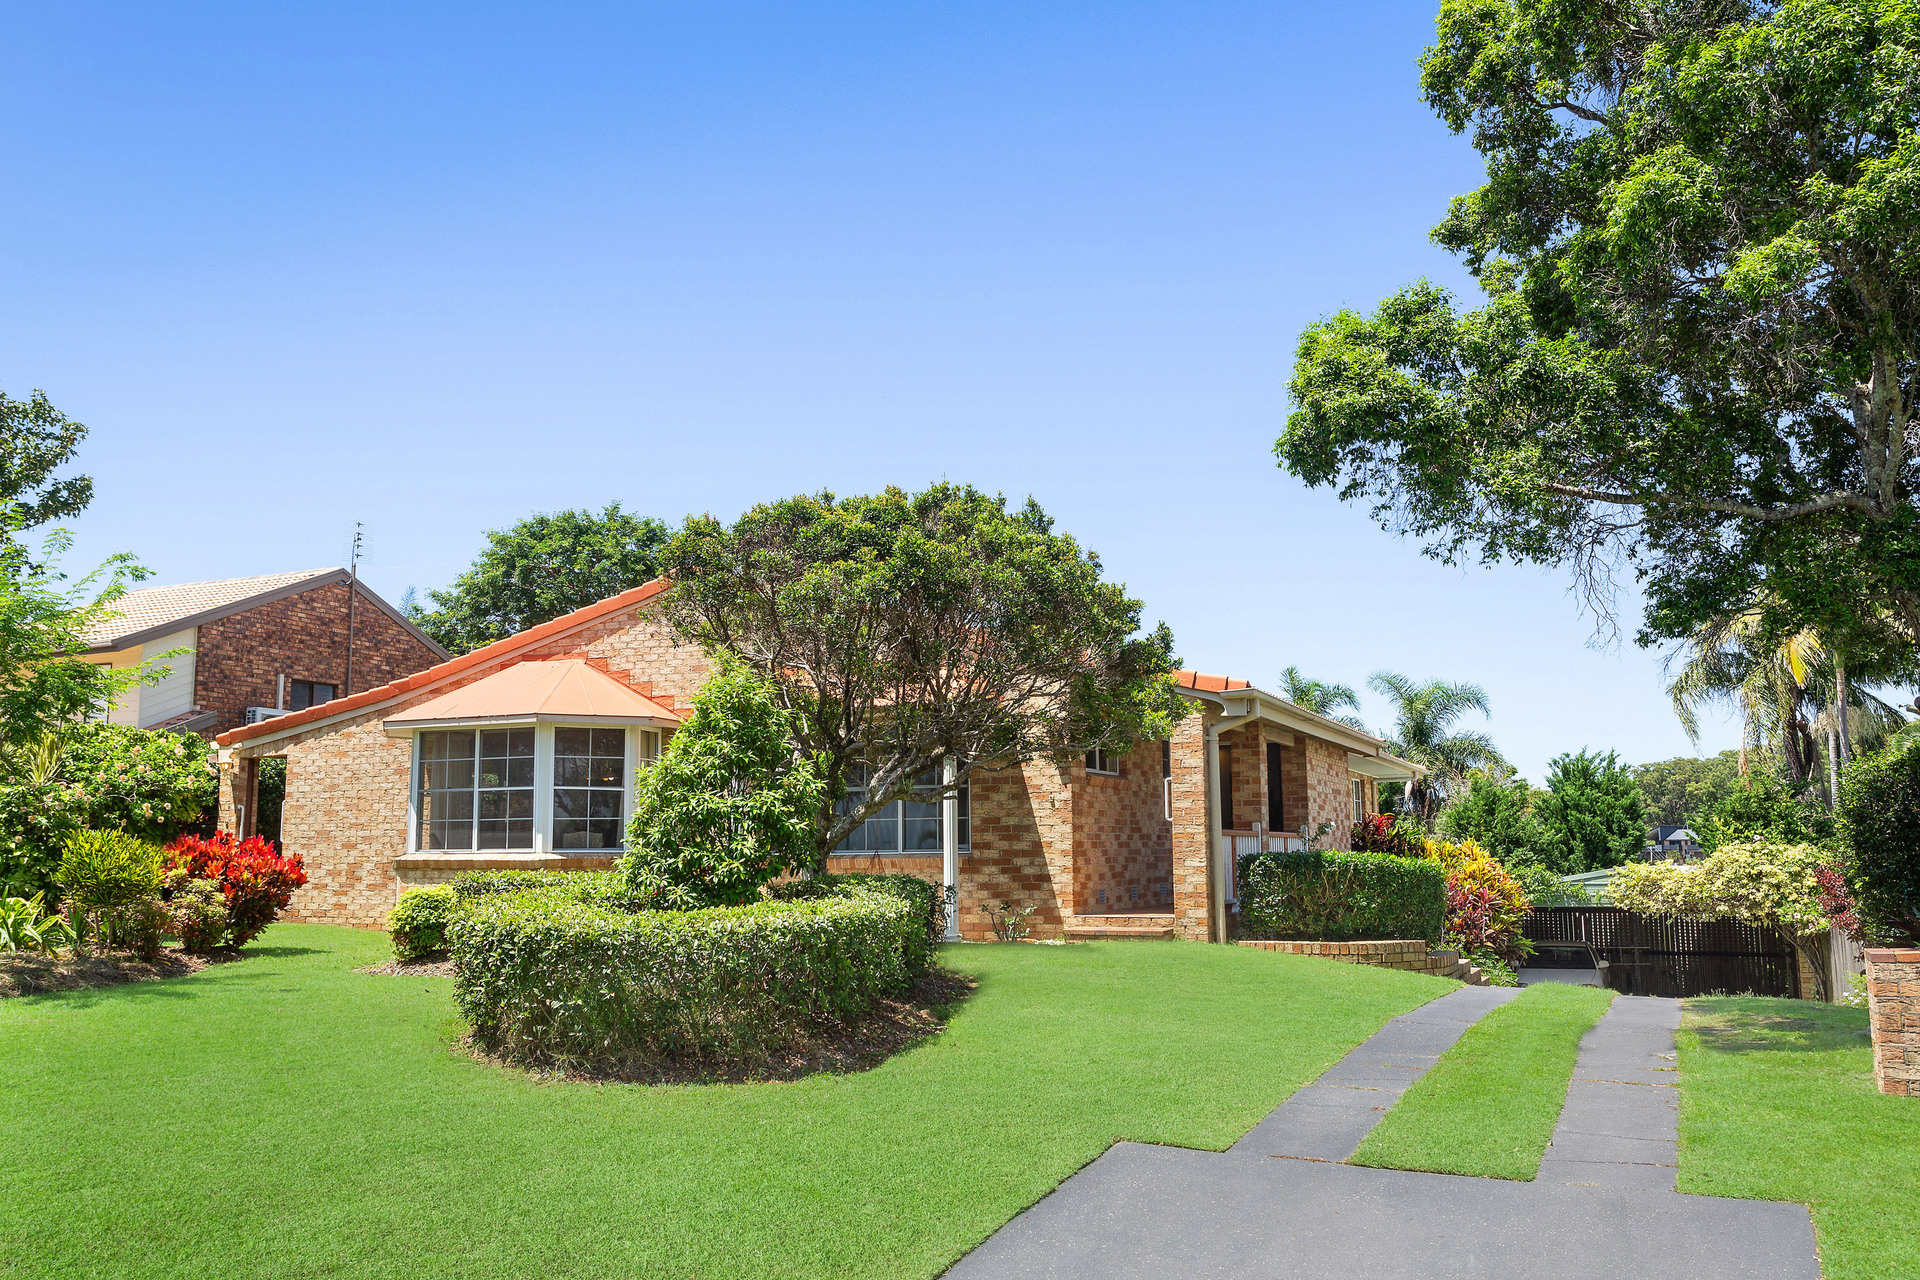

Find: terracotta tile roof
<box><xmin>1173</xmin><ymin>669</ymin><xmax>1252</xmax><ymax>694</ymax></box>
<box><xmin>81</xmin><ymin>569</ymin><xmax>340</xmax><ymax>649</ymax></box>
<box><xmin>384</xmin><ymin>658</ymin><xmax>681</xmax><ymax>726</ymax></box>
<box><xmin>215</xmin><ymin>578</ymin><xmax>674</xmax><ymax>746</ymax></box>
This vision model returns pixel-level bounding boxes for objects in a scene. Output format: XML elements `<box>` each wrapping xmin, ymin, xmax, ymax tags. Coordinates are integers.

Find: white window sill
<box><xmin>394</xmin><ymin>851</ymin><xmax>622</xmax><ymax>871</ymax></box>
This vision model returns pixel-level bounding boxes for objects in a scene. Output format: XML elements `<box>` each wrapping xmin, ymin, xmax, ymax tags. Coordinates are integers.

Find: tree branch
<box><xmin>1541</xmin><ymin>483</ymin><xmax>1879</xmax><ymax>521</ymax></box>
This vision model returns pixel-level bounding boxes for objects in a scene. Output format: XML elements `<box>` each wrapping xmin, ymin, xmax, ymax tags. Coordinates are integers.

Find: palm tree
<box><xmin>1276</xmin><ymin>666</ymin><xmax>1367</xmax><ymax>730</ymax></box>
<box><xmin>1665</xmin><ymin>608</ymin><xmax>1905</xmax><ymax>804</ymax></box>
<box><xmin>1367</xmin><ymin>672</ymin><xmax>1505</xmax><ymax>821</ymax></box>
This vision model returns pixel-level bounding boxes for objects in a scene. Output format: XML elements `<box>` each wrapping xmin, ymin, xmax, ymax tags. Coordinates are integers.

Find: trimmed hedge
<box><xmin>446</xmin><ymin>869</ymin><xmax>648</xmax><ymax>910</ymax></box>
<box><xmin>1239</xmin><ymin>850</ymin><xmax>1446</xmax><ymax>944</ymax></box>
<box><xmin>765</xmin><ymin>872</ymin><xmax>942</xmax><ymax>976</ymax></box>
<box><xmin>449</xmin><ymin>889</ymin><xmax>919</xmax><ymax>1065</ymax></box>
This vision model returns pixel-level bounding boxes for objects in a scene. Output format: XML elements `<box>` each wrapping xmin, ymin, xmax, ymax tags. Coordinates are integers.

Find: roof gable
<box><xmin>82</xmin><ymin>568</ymin><xmax>447</xmax><ymax>659</ymax></box>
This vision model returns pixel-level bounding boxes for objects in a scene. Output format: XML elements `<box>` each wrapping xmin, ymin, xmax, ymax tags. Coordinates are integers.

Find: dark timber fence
<box><xmin>1523</xmin><ymin>906</ymin><xmax>1797</xmax><ymax>999</ymax></box>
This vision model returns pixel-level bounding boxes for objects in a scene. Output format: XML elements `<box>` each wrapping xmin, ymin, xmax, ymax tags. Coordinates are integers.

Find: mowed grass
<box><xmin>1679</xmin><ymin>997</ymin><xmax>1920</xmax><ymax>1280</ymax></box>
<box><xmin>1</xmin><ymin>925</ymin><xmax>1450</xmax><ymax>1280</ymax></box>
<box><xmin>1351</xmin><ymin>982</ymin><xmax>1614</xmax><ymax>1180</ymax></box>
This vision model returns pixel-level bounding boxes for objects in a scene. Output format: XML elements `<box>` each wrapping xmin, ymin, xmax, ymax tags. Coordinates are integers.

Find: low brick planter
<box><xmin>1864</xmin><ymin>947</ymin><xmax>1920</xmax><ymax>1097</ymax></box>
<box><xmin>1238</xmin><ymin>939</ymin><xmax>1455</xmax><ymax>976</ymax></box>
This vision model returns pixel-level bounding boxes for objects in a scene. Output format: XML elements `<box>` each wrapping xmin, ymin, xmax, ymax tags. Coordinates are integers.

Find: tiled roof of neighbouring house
<box><xmin>1173</xmin><ymin>670</ymin><xmax>1253</xmax><ymax>693</ymax></box>
<box><xmin>81</xmin><ymin>569</ymin><xmax>344</xmax><ymax>649</ymax></box>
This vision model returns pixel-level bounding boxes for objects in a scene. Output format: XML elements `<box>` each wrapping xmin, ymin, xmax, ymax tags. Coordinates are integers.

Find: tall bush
<box><xmin>56</xmin><ymin>829</ymin><xmax>163</xmax><ymax>954</ymax></box>
<box><xmin>1532</xmin><ymin>750</ymin><xmax>1647</xmax><ymax>873</ymax></box>
<box><xmin>1838</xmin><ymin>735</ymin><xmax>1920</xmax><ymax>944</ymax></box>
<box><xmin>1238</xmin><ymin>851</ymin><xmax>1446</xmax><ymax>944</ymax></box>
<box><xmin>620</xmin><ymin>655</ymin><xmax>826</xmax><ymax>908</ymax></box>
<box><xmin>450</xmin><ymin>890</ymin><xmax>917</xmax><ymax>1065</ymax></box>
<box><xmin>163</xmin><ymin>832</ymin><xmax>307</xmax><ymax>947</ymax></box>
<box><xmin>1424</xmin><ymin>837</ymin><xmax>1532</xmax><ymax>966</ymax></box>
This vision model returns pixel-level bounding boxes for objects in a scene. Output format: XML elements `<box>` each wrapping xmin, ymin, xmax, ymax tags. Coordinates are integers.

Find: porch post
<box><xmin>942</xmin><ymin>757</ymin><xmax>961</xmax><ymax>941</ymax></box>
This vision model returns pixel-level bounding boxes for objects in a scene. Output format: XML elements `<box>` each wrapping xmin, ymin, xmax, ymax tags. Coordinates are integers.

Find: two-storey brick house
<box><xmin>83</xmin><ymin>568</ymin><xmax>449</xmax><ymax>738</ymax></box>
<box><xmin>212</xmin><ymin>580</ymin><xmax>1418</xmax><ymax>941</ymax></box>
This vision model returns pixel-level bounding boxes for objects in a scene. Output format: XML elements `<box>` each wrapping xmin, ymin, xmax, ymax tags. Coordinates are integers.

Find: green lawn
<box><xmin>1679</xmin><ymin>997</ymin><xmax>1920</xmax><ymax>1280</ymax></box>
<box><xmin>1</xmin><ymin>925</ymin><xmax>1450</xmax><ymax>1280</ymax></box>
<box><xmin>1350</xmin><ymin>982</ymin><xmax>1614</xmax><ymax>1180</ymax></box>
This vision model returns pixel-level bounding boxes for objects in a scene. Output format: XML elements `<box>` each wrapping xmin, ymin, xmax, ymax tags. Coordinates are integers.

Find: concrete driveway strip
<box><xmin>945</xmin><ymin>1143</ymin><xmax>1819</xmax><ymax>1280</ymax></box>
<box><xmin>1539</xmin><ymin>995</ymin><xmax>1681</xmax><ymax>1191</ymax></box>
<box><xmin>1231</xmin><ymin>984</ymin><xmax>1521</xmax><ymax>1161</ymax></box>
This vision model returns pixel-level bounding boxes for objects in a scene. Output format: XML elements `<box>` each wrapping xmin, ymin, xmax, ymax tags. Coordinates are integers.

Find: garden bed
<box><xmin>0</xmin><ymin>945</ymin><xmax>239</xmax><ymax>998</ymax></box>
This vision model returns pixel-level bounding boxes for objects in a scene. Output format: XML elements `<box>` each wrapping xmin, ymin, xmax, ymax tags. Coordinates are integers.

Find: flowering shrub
<box><xmin>163</xmin><ymin>832</ymin><xmax>307</xmax><ymax>947</ymax></box>
<box><xmin>450</xmin><ymin>889</ymin><xmax>919</xmax><ymax>1065</ymax></box>
<box><xmin>1424</xmin><ymin>837</ymin><xmax>1532</xmax><ymax>965</ymax></box>
<box><xmin>1349</xmin><ymin>813</ymin><xmax>1427</xmax><ymax>857</ymax></box>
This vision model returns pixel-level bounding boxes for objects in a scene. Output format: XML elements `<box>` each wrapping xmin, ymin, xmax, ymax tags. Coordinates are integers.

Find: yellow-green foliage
<box><xmin>56</xmin><ymin>829</ymin><xmax>162</xmax><ymax>910</ymax></box>
<box><xmin>1611</xmin><ymin>842</ymin><xmax>1827</xmax><ymax>939</ymax></box>
<box><xmin>1425</xmin><ymin>837</ymin><xmax>1531</xmax><ymax>916</ymax></box>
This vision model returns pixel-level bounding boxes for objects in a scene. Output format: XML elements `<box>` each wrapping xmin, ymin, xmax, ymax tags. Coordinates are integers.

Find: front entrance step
<box><xmin>1066</xmin><ymin>913</ymin><xmax>1177</xmax><ymax>940</ymax></box>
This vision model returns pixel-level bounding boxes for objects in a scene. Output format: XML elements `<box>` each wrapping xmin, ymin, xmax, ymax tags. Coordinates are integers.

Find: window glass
<box><xmin>1085</xmin><ymin>747</ymin><xmax>1118</xmax><ymax>775</ymax></box>
<box><xmin>554</xmin><ymin>727</ymin><xmax>626</xmax><ymax>850</ymax></box>
<box><xmin>1352</xmin><ymin>778</ymin><xmax>1366</xmax><ymax>825</ymax></box>
<box><xmin>290</xmin><ymin>680</ymin><xmax>337</xmax><ymax>711</ymax></box>
<box><xmin>834</xmin><ymin>764</ymin><xmax>969</xmax><ymax>854</ymax></box>
<box><xmin>417</xmin><ymin>728</ymin><xmax>534</xmax><ymax>850</ymax></box>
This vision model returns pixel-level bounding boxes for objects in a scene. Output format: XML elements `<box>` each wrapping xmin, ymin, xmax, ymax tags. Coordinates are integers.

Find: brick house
<box><xmin>212</xmin><ymin>581</ymin><xmax>1419</xmax><ymax>941</ymax></box>
<box><xmin>83</xmin><ymin>568</ymin><xmax>448</xmax><ymax>738</ymax></box>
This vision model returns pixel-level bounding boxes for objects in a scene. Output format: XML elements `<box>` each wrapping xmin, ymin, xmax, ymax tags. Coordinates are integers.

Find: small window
<box><xmin>289</xmin><ymin>680</ymin><xmax>336</xmax><ymax>711</ymax></box>
<box><xmin>1085</xmin><ymin>747</ymin><xmax>1120</xmax><ymax>776</ymax></box>
<box><xmin>1352</xmin><ymin>777</ymin><xmax>1366</xmax><ymax>825</ymax></box>
<box><xmin>835</xmin><ymin>765</ymin><xmax>969</xmax><ymax>854</ymax></box>
<box><xmin>554</xmin><ymin>727</ymin><xmax>627</xmax><ymax>850</ymax></box>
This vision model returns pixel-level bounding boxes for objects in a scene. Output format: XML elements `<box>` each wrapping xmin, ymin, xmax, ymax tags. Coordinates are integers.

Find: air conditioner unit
<box><xmin>244</xmin><ymin>706</ymin><xmax>290</xmax><ymax>725</ymax></box>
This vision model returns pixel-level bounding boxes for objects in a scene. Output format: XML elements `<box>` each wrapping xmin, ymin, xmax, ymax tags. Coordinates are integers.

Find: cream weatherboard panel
<box><xmin>136</xmin><ymin>628</ymin><xmax>197</xmax><ymax>728</ymax></box>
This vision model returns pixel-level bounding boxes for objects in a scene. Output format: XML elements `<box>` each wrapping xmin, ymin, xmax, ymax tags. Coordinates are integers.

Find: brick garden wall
<box><xmin>196</xmin><ymin>580</ymin><xmax>444</xmax><ymax>736</ymax></box>
<box><xmin>1864</xmin><ymin>947</ymin><xmax>1920</xmax><ymax>1096</ymax></box>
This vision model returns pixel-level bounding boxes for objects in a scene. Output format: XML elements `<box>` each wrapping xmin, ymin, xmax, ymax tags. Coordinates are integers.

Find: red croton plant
<box><xmin>164</xmin><ymin>832</ymin><xmax>308</xmax><ymax>947</ymax></box>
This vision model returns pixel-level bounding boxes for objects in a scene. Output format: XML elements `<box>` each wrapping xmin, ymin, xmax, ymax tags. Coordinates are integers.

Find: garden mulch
<box><xmin>0</xmin><ymin>945</ymin><xmax>240</xmax><ymax>998</ymax></box>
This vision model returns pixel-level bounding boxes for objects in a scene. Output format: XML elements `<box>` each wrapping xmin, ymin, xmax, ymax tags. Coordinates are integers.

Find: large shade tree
<box><xmin>1278</xmin><ymin>0</ymin><xmax>1920</xmax><ymax>662</ymax></box>
<box><xmin>410</xmin><ymin>503</ymin><xmax>672</xmax><ymax>653</ymax></box>
<box><xmin>1367</xmin><ymin>671</ymin><xmax>1504</xmax><ymax>819</ymax></box>
<box><xmin>659</xmin><ymin>484</ymin><xmax>1191</xmax><ymax>866</ymax></box>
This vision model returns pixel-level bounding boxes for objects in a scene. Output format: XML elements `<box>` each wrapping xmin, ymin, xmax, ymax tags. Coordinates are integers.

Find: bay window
<box><xmin>411</xmin><ymin>724</ymin><xmax>660</xmax><ymax>854</ymax></box>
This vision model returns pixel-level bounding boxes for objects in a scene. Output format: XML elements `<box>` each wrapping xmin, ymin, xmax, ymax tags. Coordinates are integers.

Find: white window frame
<box><xmin>832</xmin><ymin>766</ymin><xmax>970</xmax><ymax>857</ymax></box>
<box><xmin>1351</xmin><ymin>776</ymin><xmax>1366</xmax><ymax>825</ymax></box>
<box><xmin>1085</xmin><ymin>746</ymin><xmax>1121</xmax><ymax>776</ymax></box>
<box><xmin>406</xmin><ymin>721</ymin><xmax>662</xmax><ymax>855</ymax></box>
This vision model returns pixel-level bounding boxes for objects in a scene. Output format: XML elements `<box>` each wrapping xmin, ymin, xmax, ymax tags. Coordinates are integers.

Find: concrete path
<box><xmin>947</xmin><ymin>990</ymin><xmax>1819</xmax><ymax>1280</ymax></box>
<box><xmin>1538</xmin><ymin>995</ymin><xmax>1681</xmax><ymax>1191</ymax></box>
<box><xmin>1231</xmin><ymin>984</ymin><xmax>1520</xmax><ymax>1161</ymax></box>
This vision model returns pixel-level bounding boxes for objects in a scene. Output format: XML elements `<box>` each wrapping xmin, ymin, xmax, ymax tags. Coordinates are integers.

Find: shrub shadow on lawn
<box><xmin>465</xmin><ymin>967</ymin><xmax>978</xmax><ymax>1088</ymax></box>
<box><xmin>1686</xmin><ymin>996</ymin><xmax>1872</xmax><ymax>1056</ymax></box>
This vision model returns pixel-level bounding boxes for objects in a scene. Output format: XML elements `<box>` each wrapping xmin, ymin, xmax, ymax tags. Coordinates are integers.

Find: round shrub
<box><xmin>1425</xmin><ymin>837</ymin><xmax>1532</xmax><ymax>964</ymax></box>
<box><xmin>388</xmin><ymin>886</ymin><xmax>459</xmax><ymax>961</ymax></box>
<box><xmin>450</xmin><ymin>890</ymin><xmax>918</xmax><ymax>1066</ymax></box>
<box><xmin>163</xmin><ymin>871</ymin><xmax>228</xmax><ymax>954</ymax></box>
<box><xmin>1839</xmin><ymin>735</ymin><xmax>1920</xmax><ymax>944</ymax></box>
<box><xmin>1239</xmin><ymin>850</ymin><xmax>1446</xmax><ymax>944</ymax></box>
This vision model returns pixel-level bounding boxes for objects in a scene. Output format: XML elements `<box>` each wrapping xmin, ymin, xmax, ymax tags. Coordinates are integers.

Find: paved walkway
<box><xmin>947</xmin><ymin>989</ymin><xmax>1818</xmax><ymax>1280</ymax></box>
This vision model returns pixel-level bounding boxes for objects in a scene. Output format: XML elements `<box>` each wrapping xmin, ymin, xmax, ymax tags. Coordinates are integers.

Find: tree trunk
<box><xmin>1834</xmin><ymin>660</ymin><xmax>1851</xmax><ymax>767</ymax></box>
<box><xmin>1826</xmin><ymin>724</ymin><xmax>1841</xmax><ymax>812</ymax></box>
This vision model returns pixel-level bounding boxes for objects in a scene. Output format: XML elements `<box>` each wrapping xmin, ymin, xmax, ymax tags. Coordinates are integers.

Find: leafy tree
<box><xmin>1837</xmin><ymin>734</ymin><xmax>1920</xmax><ymax>943</ymax></box>
<box><xmin>1277</xmin><ymin>0</ymin><xmax>1920</xmax><ymax>653</ymax></box>
<box><xmin>0</xmin><ymin>390</ymin><xmax>92</xmax><ymax>534</ymax></box>
<box><xmin>1277</xmin><ymin>666</ymin><xmax>1366</xmax><ymax>728</ymax></box>
<box><xmin>1367</xmin><ymin>672</ymin><xmax>1503</xmax><ymax>820</ymax></box>
<box><xmin>1632</xmin><ymin>751</ymin><xmax>1743</xmax><ymax>828</ymax></box>
<box><xmin>1692</xmin><ymin>771</ymin><xmax>1829</xmax><ymax>853</ymax></box>
<box><xmin>660</xmin><ymin>484</ymin><xmax>1190</xmax><ymax>866</ymax></box>
<box><xmin>0</xmin><ymin>530</ymin><xmax>155</xmax><ymax>747</ymax></box>
<box><xmin>1534</xmin><ymin>750</ymin><xmax>1648</xmax><ymax>873</ymax></box>
<box><xmin>411</xmin><ymin>504</ymin><xmax>671</xmax><ymax>653</ymax></box>
<box><xmin>620</xmin><ymin>655</ymin><xmax>826</xmax><ymax>907</ymax></box>
<box><xmin>1439</xmin><ymin>768</ymin><xmax>1545</xmax><ymax>865</ymax></box>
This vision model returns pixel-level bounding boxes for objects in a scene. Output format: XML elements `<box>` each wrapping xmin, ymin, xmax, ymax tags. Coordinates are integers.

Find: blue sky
<box><xmin>0</xmin><ymin>1</ymin><xmax>1740</xmax><ymax>781</ymax></box>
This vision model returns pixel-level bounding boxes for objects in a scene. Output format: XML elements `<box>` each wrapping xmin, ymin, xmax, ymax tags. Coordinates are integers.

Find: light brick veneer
<box><xmin>1864</xmin><ymin>947</ymin><xmax>1920</xmax><ymax>1096</ymax></box>
<box><xmin>1239</xmin><ymin>939</ymin><xmax>1459</xmax><ymax>977</ymax></box>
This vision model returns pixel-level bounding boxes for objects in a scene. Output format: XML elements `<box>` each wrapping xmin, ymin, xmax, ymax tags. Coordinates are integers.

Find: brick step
<box><xmin>1065</xmin><ymin>925</ymin><xmax>1177</xmax><ymax>939</ymax></box>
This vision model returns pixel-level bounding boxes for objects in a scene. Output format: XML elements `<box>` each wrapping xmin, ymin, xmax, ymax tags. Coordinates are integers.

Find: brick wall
<box><xmin>956</xmin><ymin>757</ymin><xmax>1076</xmax><ymax>940</ymax></box>
<box><xmin>196</xmin><ymin>580</ymin><xmax>443</xmax><ymax>736</ymax></box>
<box><xmin>1864</xmin><ymin>947</ymin><xmax>1920</xmax><ymax>1096</ymax></box>
<box><xmin>1074</xmin><ymin>739</ymin><xmax>1172</xmax><ymax>913</ymax></box>
<box><xmin>1168</xmin><ymin>709</ymin><xmax>1215</xmax><ymax>942</ymax></box>
<box><xmin>1239</xmin><ymin>938</ymin><xmax>1458</xmax><ymax>977</ymax></box>
<box><xmin>1304</xmin><ymin>736</ymin><xmax>1354</xmax><ymax>850</ymax></box>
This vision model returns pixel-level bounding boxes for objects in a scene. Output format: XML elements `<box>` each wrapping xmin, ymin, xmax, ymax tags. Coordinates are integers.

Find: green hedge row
<box><xmin>1238</xmin><ymin>850</ymin><xmax>1446</xmax><ymax>944</ymax></box>
<box><xmin>764</xmin><ymin>872</ymin><xmax>942</xmax><ymax>976</ymax></box>
<box><xmin>448</xmin><ymin>888</ymin><xmax>920</xmax><ymax>1065</ymax></box>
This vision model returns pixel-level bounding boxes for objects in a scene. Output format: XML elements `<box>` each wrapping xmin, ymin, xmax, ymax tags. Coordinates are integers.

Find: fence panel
<box><xmin>1523</xmin><ymin>906</ymin><xmax>1796</xmax><ymax>999</ymax></box>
